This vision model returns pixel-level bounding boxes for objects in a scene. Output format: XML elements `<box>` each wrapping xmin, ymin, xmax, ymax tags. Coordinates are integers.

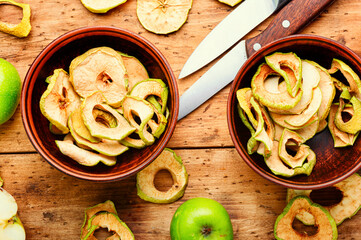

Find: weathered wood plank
<box><xmin>1</xmin><ymin>149</ymin><xmax>360</xmax><ymax>239</ymax></box>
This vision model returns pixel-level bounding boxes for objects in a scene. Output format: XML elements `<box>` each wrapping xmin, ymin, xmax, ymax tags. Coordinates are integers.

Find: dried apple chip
<box><xmin>0</xmin><ymin>0</ymin><xmax>31</xmax><ymax>38</ymax></box>
<box><xmin>218</xmin><ymin>0</ymin><xmax>243</xmax><ymax>7</ymax></box>
<box><xmin>136</xmin><ymin>0</ymin><xmax>192</xmax><ymax>34</ymax></box>
<box><xmin>80</xmin><ymin>0</ymin><xmax>127</xmax><ymax>14</ymax></box>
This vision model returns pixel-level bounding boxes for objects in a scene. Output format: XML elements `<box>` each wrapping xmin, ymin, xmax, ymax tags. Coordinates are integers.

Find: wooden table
<box><xmin>1</xmin><ymin>0</ymin><xmax>361</xmax><ymax>239</ymax></box>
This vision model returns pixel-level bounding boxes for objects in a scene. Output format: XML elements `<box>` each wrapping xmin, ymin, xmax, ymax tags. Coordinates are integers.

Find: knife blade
<box><xmin>178</xmin><ymin>0</ymin><xmax>336</xmax><ymax>120</ymax></box>
<box><xmin>178</xmin><ymin>0</ymin><xmax>291</xmax><ymax>79</ymax></box>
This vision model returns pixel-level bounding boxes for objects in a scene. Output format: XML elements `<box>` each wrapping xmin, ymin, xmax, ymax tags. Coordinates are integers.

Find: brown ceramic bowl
<box><xmin>21</xmin><ymin>26</ymin><xmax>179</xmax><ymax>181</ymax></box>
<box><xmin>228</xmin><ymin>34</ymin><xmax>361</xmax><ymax>190</ymax></box>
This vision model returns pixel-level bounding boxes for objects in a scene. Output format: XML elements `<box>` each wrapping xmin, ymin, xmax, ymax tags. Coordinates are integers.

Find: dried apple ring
<box><xmin>136</xmin><ymin>148</ymin><xmax>188</xmax><ymax>203</ymax></box>
<box><xmin>136</xmin><ymin>0</ymin><xmax>192</xmax><ymax>34</ymax></box>
<box><xmin>0</xmin><ymin>0</ymin><xmax>31</xmax><ymax>38</ymax></box>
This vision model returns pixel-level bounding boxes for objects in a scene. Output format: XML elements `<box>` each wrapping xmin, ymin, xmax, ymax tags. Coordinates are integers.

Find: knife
<box><xmin>179</xmin><ymin>0</ymin><xmax>291</xmax><ymax>79</ymax></box>
<box><xmin>178</xmin><ymin>0</ymin><xmax>335</xmax><ymax>120</ymax></box>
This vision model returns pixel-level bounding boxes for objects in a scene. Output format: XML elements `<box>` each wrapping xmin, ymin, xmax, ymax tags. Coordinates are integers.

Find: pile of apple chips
<box><xmin>237</xmin><ymin>52</ymin><xmax>361</xmax><ymax>177</ymax></box>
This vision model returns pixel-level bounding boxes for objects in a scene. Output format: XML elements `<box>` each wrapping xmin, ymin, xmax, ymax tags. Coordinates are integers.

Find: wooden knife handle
<box><xmin>245</xmin><ymin>0</ymin><xmax>336</xmax><ymax>57</ymax></box>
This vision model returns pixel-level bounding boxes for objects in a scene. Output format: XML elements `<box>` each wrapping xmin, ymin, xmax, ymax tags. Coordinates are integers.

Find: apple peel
<box><xmin>136</xmin><ymin>148</ymin><xmax>188</xmax><ymax>203</ymax></box>
<box><xmin>0</xmin><ymin>0</ymin><xmax>31</xmax><ymax>38</ymax></box>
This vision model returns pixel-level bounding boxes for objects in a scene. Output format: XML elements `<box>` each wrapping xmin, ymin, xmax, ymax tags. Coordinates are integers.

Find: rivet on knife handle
<box><xmin>246</xmin><ymin>0</ymin><xmax>336</xmax><ymax>57</ymax></box>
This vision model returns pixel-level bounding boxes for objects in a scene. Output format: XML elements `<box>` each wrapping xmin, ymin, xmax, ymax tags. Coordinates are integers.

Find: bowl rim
<box><xmin>21</xmin><ymin>26</ymin><xmax>179</xmax><ymax>182</ymax></box>
<box><xmin>227</xmin><ymin>34</ymin><xmax>361</xmax><ymax>190</ymax></box>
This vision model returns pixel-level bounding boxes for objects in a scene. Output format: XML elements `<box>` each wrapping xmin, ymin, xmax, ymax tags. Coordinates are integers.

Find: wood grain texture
<box><xmin>1</xmin><ymin>150</ymin><xmax>361</xmax><ymax>239</ymax></box>
<box><xmin>0</xmin><ymin>0</ymin><xmax>361</xmax><ymax>239</ymax></box>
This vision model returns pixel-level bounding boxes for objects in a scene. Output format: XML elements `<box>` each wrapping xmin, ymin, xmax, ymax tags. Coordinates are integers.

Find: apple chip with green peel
<box><xmin>328</xmin><ymin>58</ymin><xmax>361</xmax><ymax>101</ymax></box>
<box><xmin>136</xmin><ymin>0</ymin><xmax>192</xmax><ymax>34</ymax></box>
<box><xmin>274</xmin><ymin>196</ymin><xmax>338</xmax><ymax>240</ymax></box>
<box><xmin>308</xmin><ymin>61</ymin><xmax>335</xmax><ymax>122</ymax></box>
<box><xmin>274</xmin><ymin>120</ymin><xmax>319</xmax><ymax>143</ymax></box>
<box><xmin>251</xmin><ymin>63</ymin><xmax>303</xmax><ymax>110</ymax></box>
<box><xmin>265</xmin><ymin>52</ymin><xmax>302</xmax><ymax>97</ymax></box>
<box><xmin>218</xmin><ymin>0</ymin><xmax>243</xmax><ymax>7</ymax></box>
<box><xmin>287</xmin><ymin>173</ymin><xmax>361</xmax><ymax>226</ymax></box>
<box><xmin>68</xmin><ymin>116</ymin><xmax>128</xmax><ymax>157</ymax></box>
<box><xmin>334</xmin><ymin>97</ymin><xmax>361</xmax><ymax>134</ymax></box>
<box><xmin>69</xmin><ymin>47</ymin><xmax>127</xmax><ymax>108</ymax></box>
<box><xmin>237</xmin><ymin>105</ymin><xmax>259</xmax><ymax>154</ymax></box>
<box><xmin>265</xmin><ymin>141</ymin><xmax>316</xmax><ymax>178</ymax></box>
<box><xmin>119</xmin><ymin>52</ymin><xmax>149</xmax><ymax>91</ymax></box>
<box><xmin>0</xmin><ymin>215</ymin><xmax>26</xmax><ymax>240</ymax></box>
<box><xmin>71</xmin><ymin>108</ymin><xmax>100</xmax><ymax>143</ymax></box>
<box><xmin>236</xmin><ymin>88</ymin><xmax>258</xmax><ymax>127</ymax></box>
<box><xmin>56</xmin><ymin>134</ymin><xmax>117</xmax><ymax>167</ymax></box>
<box><xmin>81</xmin><ymin>200</ymin><xmax>119</xmax><ymax>239</ymax></box>
<box><xmin>130</xmin><ymin>79</ymin><xmax>168</xmax><ymax>114</ymax></box>
<box><xmin>49</xmin><ymin>123</ymin><xmax>66</xmax><ymax>135</ymax></box>
<box><xmin>270</xmin><ymin>87</ymin><xmax>322</xmax><ymax>128</ymax></box>
<box><xmin>279</xmin><ymin>129</ymin><xmax>310</xmax><ymax>169</ymax></box>
<box><xmin>120</xmin><ymin>135</ymin><xmax>146</xmax><ymax>149</ymax></box>
<box><xmin>0</xmin><ymin>0</ymin><xmax>31</xmax><ymax>38</ymax></box>
<box><xmin>81</xmin><ymin>91</ymin><xmax>135</xmax><ymax>141</ymax></box>
<box><xmin>122</xmin><ymin>96</ymin><xmax>155</xmax><ymax>145</ymax></box>
<box><xmin>80</xmin><ymin>0</ymin><xmax>127</xmax><ymax>13</ymax></box>
<box><xmin>137</xmin><ymin>148</ymin><xmax>188</xmax><ymax>203</ymax></box>
<box><xmin>277</xmin><ymin>60</ymin><xmax>320</xmax><ymax>115</ymax></box>
<box><xmin>250</xmin><ymin>97</ymin><xmax>273</xmax><ymax>158</ymax></box>
<box><xmin>40</xmin><ymin>69</ymin><xmax>81</xmax><ymax>134</ymax></box>
<box><xmin>237</xmin><ymin>88</ymin><xmax>274</xmax><ymax>156</ymax></box>
<box><xmin>83</xmin><ymin>212</ymin><xmax>134</xmax><ymax>240</ymax></box>
<box><xmin>328</xmin><ymin>104</ymin><xmax>359</xmax><ymax>147</ymax></box>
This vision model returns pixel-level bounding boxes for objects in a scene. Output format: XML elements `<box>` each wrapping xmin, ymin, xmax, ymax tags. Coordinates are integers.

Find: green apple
<box><xmin>0</xmin><ymin>58</ymin><xmax>21</xmax><ymax>125</ymax></box>
<box><xmin>170</xmin><ymin>198</ymin><xmax>233</xmax><ymax>240</ymax></box>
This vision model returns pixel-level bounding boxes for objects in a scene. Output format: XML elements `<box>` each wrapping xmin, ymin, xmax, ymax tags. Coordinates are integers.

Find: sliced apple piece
<box><xmin>251</xmin><ymin>63</ymin><xmax>302</xmax><ymax>110</ymax></box>
<box><xmin>137</xmin><ymin>148</ymin><xmax>188</xmax><ymax>203</ymax></box>
<box><xmin>69</xmin><ymin>47</ymin><xmax>127</xmax><ymax>107</ymax></box>
<box><xmin>122</xmin><ymin>96</ymin><xmax>155</xmax><ymax>145</ymax></box>
<box><xmin>80</xmin><ymin>0</ymin><xmax>126</xmax><ymax>13</ymax></box>
<box><xmin>328</xmin><ymin>104</ymin><xmax>359</xmax><ymax>147</ymax></box>
<box><xmin>274</xmin><ymin>196</ymin><xmax>338</xmax><ymax>240</ymax></box>
<box><xmin>270</xmin><ymin>87</ymin><xmax>322</xmax><ymax>128</ymax></box>
<box><xmin>308</xmin><ymin>61</ymin><xmax>336</xmax><ymax>122</ymax></box>
<box><xmin>0</xmin><ymin>188</ymin><xmax>17</xmax><ymax>224</ymax></box>
<box><xmin>40</xmin><ymin>69</ymin><xmax>81</xmax><ymax>134</ymax></box>
<box><xmin>83</xmin><ymin>212</ymin><xmax>134</xmax><ymax>240</ymax></box>
<box><xmin>68</xmin><ymin>116</ymin><xmax>128</xmax><ymax>157</ymax></box>
<box><xmin>328</xmin><ymin>58</ymin><xmax>361</xmax><ymax>101</ymax></box>
<box><xmin>56</xmin><ymin>134</ymin><xmax>117</xmax><ymax>166</ymax></box>
<box><xmin>265</xmin><ymin>52</ymin><xmax>302</xmax><ymax>97</ymax></box>
<box><xmin>81</xmin><ymin>91</ymin><xmax>135</xmax><ymax>141</ymax></box>
<box><xmin>279</xmin><ymin>129</ymin><xmax>310</xmax><ymax>168</ymax></box>
<box><xmin>0</xmin><ymin>0</ymin><xmax>31</xmax><ymax>38</ymax></box>
<box><xmin>264</xmin><ymin>141</ymin><xmax>316</xmax><ymax>178</ymax></box>
<box><xmin>218</xmin><ymin>0</ymin><xmax>243</xmax><ymax>7</ymax></box>
<box><xmin>130</xmin><ymin>79</ymin><xmax>168</xmax><ymax>114</ymax></box>
<box><xmin>287</xmin><ymin>173</ymin><xmax>361</xmax><ymax>226</ymax></box>
<box><xmin>280</xmin><ymin>60</ymin><xmax>320</xmax><ymax>114</ymax></box>
<box><xmin>136</xmin><ymin>0</ymin><xmax>192</xmax><ymax>34</ymax></box>
<box><xmin>335</xmin><ymin>97</ymin><xmax>361</xmax><ymax>134</ymax></box>
<box><xmin>119</xmin><ymin>52</ymin><xmax>149</xmax><ymax>90</ymax></box>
